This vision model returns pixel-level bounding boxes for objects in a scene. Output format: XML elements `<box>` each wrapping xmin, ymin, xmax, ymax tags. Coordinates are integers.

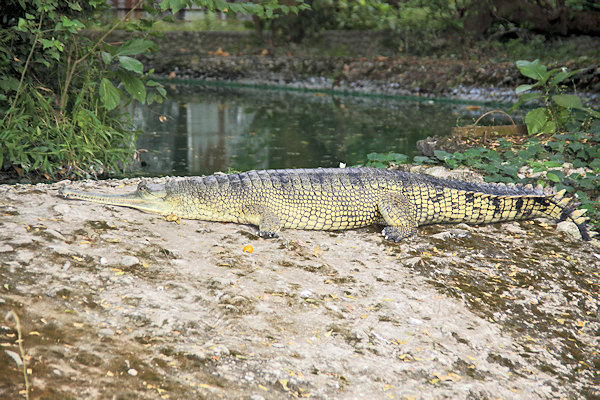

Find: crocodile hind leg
<box><xmin>378</xmin><ymin>193</ymin><xmax>418</xmax><ymax>242</ymax></box>
<box><xmin>242</xmin><ymin>204</ymin><xmax>281</xmax><ymax>238</ymax></box>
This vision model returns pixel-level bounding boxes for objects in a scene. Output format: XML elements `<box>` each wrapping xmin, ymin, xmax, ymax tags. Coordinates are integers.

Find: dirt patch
<box><xmin>1</xmin><ymin>176</ymin><xmax>599</xmax><ymax>399</ymax></box>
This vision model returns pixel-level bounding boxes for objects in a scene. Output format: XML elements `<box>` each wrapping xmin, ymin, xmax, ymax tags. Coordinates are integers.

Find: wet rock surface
<box><xmin>1</xmin><ymin>171</ymin><xmax>599</xmax><ymax>399</ymax></box>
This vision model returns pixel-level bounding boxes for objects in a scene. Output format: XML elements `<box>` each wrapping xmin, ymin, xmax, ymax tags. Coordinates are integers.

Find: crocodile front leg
<box><xmin>378</xmin><ymin>193</ymin><xmax>418</xmax><ymax>242</ymax></box>
<box><xmin>242</xmin><ymin>204</ymin><xmax>281</xmax><ymax>238</ymax></box>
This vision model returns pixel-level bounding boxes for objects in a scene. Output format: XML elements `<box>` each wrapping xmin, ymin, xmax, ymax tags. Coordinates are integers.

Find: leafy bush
<box><xmin>0</xmin><ymin>0</ymin><xmax>306</xmax><ymax>180</ymax></box>
<box><xmin>0</xmin><ymin>0</ymin><xmax>166</xmax><ymax>178</ymax></box>
<box><xmin>511</xmin><ymin>59</ymin><xmax>600</xmax><ymax>134</ymax></box>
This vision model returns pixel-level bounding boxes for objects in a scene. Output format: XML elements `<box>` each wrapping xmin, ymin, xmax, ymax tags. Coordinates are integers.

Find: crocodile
<box><xmin>58</xmin><ymin>167</ymin><xmax>591</xmax><ymax>242</ymax></box>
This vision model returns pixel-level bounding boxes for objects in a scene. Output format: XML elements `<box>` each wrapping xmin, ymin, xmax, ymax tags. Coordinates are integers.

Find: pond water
<box><xmin>131</xmin><ymin>83</ymin><xmax>508</xmax><ymax>176</ymax></box>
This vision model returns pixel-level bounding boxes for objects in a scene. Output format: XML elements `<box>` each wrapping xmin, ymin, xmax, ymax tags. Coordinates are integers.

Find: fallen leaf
<box><xmin>243</xmin><ymin>244</ymin><xmax>254</xmax><ymax>253</ymax></box>
<box><xmin>165</xmin><ymin>214</ymin><xmax>180</xmax><ymax>224</ymax></box>
<box><xmin>312</xmin><ymin>245</ymin><xmax>322</xmax><ymax>257</ymax></box>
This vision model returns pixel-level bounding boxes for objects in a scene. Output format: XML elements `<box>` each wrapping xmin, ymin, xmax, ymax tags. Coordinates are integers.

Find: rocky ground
<box><xmin>1</xmin><ymin>167</ymin><xmax>599</xmax><ymax>399</ymax></box>
<box><xmin>128</xmin><ymin>30</ymin><xmax>600</xmax><ymax>103</ymax></box>
<box><xmin>83</xmin><ymin>30</ymin><xmax>600</xmax><ymax>104</ymax></box>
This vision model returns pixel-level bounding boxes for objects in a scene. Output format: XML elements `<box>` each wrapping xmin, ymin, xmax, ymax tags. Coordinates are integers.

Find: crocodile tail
<box><xmin>545</xmin><ymin>189</ymin><xmax>591</xmax><ymax>241</ymax></box>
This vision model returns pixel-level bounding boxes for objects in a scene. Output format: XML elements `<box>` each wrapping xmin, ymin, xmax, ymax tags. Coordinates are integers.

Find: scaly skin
<box><xmin>58</xmin><ymin>167</ymin><xmax>591</xmax><ymax>241</ymax></box>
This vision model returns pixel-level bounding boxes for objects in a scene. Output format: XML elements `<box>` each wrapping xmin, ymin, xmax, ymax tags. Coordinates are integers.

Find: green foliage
<box><xmin>160</xmin><ymin>0</ymin><xmax>308</xmax><ymax>17</ymax></box>
<box><xmin>1</xmin><ymin>0</ymin><xmax>304</xmax><ymax>179</ymax></box>
<box><xmin>264</xmin><ymin>0</ymin><xmax>458</xmax><ymax>52</ymax></box>
<box><xmin>511</xmin><ymin>59</ymin><xmax>600</xmax><ymax>135</ymax></box>
<box><xmin>365</xmin><ymin>151</ymin><xmax>408</xmax><ymax>168</ymax></box>
<box><xmin>0</xmin><ymin>0</ymin><xmax>164</xmax><ymax>178</ymax></box>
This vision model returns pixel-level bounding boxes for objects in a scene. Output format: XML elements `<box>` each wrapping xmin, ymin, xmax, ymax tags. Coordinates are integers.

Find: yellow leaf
<box><xmin>312</xmin><ymin>245</ymin><xmax>322</xmax><ymax>257</ymax></box>
<box><xmin>243</xmin><ymin>244</ymin><xmax>254</xmax><ymax>253</ymax></box>
<box><xmin>165</xmin><ymin>214</ymin><xmax>180</xmax><ymax>224</ymax></box>
<box><xmin>142</xmin><ymin>260</ymin><xmax>149</xmax><ymax>268</ymax></box>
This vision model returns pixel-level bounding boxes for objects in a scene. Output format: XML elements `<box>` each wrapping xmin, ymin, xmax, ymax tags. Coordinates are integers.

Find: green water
<box><xmin>132</xmin><ymin>83</ymin><xmax>507</xmax><ymax>176</ymax></box>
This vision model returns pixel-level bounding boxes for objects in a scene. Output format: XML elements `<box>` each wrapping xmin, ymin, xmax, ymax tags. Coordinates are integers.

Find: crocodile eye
<box><xmin>137</xmin><ymin>182</ymin><xmax>149</xmax><ymax>193</ymax></box>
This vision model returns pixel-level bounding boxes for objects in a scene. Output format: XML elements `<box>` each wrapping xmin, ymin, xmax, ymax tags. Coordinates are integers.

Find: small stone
<box><xmin>53</xmin><ymin>204</ymin><xmax>72</xmax><ymax>215</ymax></box>
<box><xmin>0</xmin><ymin>244</ymin><xmax>13</xmax><ymax>253</ymax></box>
<box><xmin>48</xmin><ymin>244</ymin><xmax>75</xmax><ymax>256</ymax></box>
<box><xmin>431</xmin><ymin>231</ymin><xmax>452</xmax><ymax>240</ymax></box>
<box><xmin>98</xmin><ymin>328</ymin><xmax>115</xmax><ymax>336</ymax></box>
<box><xmin>121</xmin><ymin>255</ymin><xmax>140</xmax><ymax>267</ymax></box>
<box><xmin>556</xmin><ymin>221</ymin><xmax>582</xmax><ymax>241</ymax></box>
<box><xmin>9</xmin><ymin>236</ymin><xmax>33</xmax><ymax>246</ymax></box>
<box><xmin>44</xmin><ymin>228</ymin><xmax>67</xmax><ymax>242</ymax></box>
<box><xmin>99</xmin><ymin>257</ymin><xmax>109</xmax><ymax>265</ymax></box>
<box><xmin>16</xmin><ymin>250</ymin><xmax>35</xmax><ymax>264</ymax></box>
<box><xmin>299</xmin><ymin>289</ymin><xmax>313</xmax><ymax>298</ymax></box>
<box><xmin>127</xmin><ymin>368</ymin><xmax>138</xmax><ymax>376</ymax></box>
<box><xmin>210</xmin><ymin>345</ymin><xmax>230</xmax><ymax>357</ymax></box>
<box><xmin>408</xmin><ymin>317</ymin><xmax>424</xmax><ymax>325</ymax></box>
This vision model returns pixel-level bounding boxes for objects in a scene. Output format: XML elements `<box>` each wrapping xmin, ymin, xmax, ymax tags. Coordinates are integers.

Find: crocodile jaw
<box><xmin>58</xmin><ymin>185</ymin><xmax>174</xmax><ymax>215</ymax></box>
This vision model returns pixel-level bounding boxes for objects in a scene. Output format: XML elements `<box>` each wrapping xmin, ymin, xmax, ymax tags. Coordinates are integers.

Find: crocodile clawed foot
<box><xmin>258</xmin><ymin>231</ymin><xmax>279</xmax><ymax>239</ymax></box>
<box><xmin>382</xmin><ymin>226</ymin><xmax>416</xmax><ymax>243</ymax></box>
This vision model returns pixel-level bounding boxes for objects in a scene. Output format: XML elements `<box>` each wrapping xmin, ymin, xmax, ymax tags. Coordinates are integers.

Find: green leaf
<box><xmin>549</xmin><ymin>68</ymin><xmax>582</xmax><ymax>88</ymax></box>
<box><xmin>118</xmin><ymin>72</ymin><xmax>146</xmax><ymax>104</ymax></box>
<box><xmin>525</xmin><ymin>108</ymin><xmax>548</xmax><ymax>135</ymax></box>
<box><xmin>101</xmin><ymin>51</ymin><xmax>112</xmax><ymax>64</ymax></box>
<box><xmin>542</xmin><ymin>120</ymin><xmax>557</xmax><ymax>134</ymax></box>
<box><xmin>99</xmin><ymin>78</ymin><xmax>121</xmax><ymax>110</ymax></box>
<box><xmin>582</xmin><ymin>107</ymin><xmax>600</xmax><ymax>119</ymax></box>
<box><xmin>552</xmin><ymin>94</ymin><xmax>582</xmax><ymax>109</ymax></box>
<box><xmin>433</xmin><ymin>150</ymin><xmax>450</xmax><ymax>160</ymax></box>
<box><xmin>516</xmin><ymin>59</ymin><xmax>547</xmax><ymax>81</ymax></box>
<box><xmin>117</xmin><ymin>56</ymin><xmax>143</xmax><ymax>74</ymax></box>
<box><xmin>116</xmin><ymin>38</ymin><xmax>155</xmax><ymax>56</ymax></box>
<box><xmin>160</xmin><ymin>0</ymin><xmax>188</xmax><ymax>13</ymax></box>
<box><xmin>543</xmin><ymin>161</ymin><xmax>562</xmax><ymax>168</ymax></box>
<box><xmin>546</xmin><ymin>172</ymin><xmax>560</xmax><ymax>183</ymax></box>
<box><xmin>214</xmin><ymin>0</ymin><xmax>229</xmax><ymax>11</ymax></box>
<box><xmin>515</xmin><ymin>84</ymin><xmax>535</xmax><ymax>94</ymax></box>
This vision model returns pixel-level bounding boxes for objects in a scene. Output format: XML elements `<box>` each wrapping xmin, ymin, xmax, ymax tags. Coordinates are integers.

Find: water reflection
<box><xmin>130</xmin><ymin>84</ymin><xmax>500</xmax><ymax>176</ymax></box>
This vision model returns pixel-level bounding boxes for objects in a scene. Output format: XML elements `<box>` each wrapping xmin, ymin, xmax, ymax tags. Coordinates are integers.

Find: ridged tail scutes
<box><xmin>548</xmin><ymin>189</ymin><xmax>591</xmax><ymax>241</ymax></box>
